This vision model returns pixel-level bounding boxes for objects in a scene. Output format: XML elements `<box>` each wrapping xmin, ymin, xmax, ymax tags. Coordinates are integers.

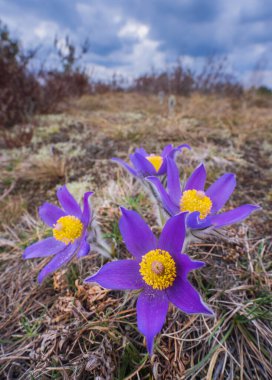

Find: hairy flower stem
<box><xmin>142</xmin><ymin>179</ymin><xmax>168</xmax><ymax>228</ymax></box>
<box><xmin>89</xmin><ymin>220</ymin><xmax>112</xmax><ymax>258</ymax></box>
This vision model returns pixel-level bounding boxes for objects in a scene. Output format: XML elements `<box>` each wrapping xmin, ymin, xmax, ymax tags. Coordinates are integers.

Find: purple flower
<box><xmin>23</xmin><ymin>186</ymin><xmax>93</xmax><ymax>283</ymax></box>
<box><xmin>112</xmin><ymin>144</ymin><xmax>190</xmax><ymax>177</ymax></box>
<box><xmin>148</xmin><ymin>158</ymin><xmax>260</xmax><ymax>230</ymax></box>
<box><xmin>84</xmin><ymin>208</ymin><xmax>212</xmax><ymax>354</ymax></box>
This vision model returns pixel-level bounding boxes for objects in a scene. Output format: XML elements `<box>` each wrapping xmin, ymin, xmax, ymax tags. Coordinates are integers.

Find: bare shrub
<box><xmin>0</xmin><ymin>21</ymin><xmax>41</xmax><ymax>129</ymax></box>
<box><xmin>132</xmin><ymin>57</ymin><xmax>243</xmax><ymax>98</ymax></box>
<box><xmin>38</xmin><ymin>70</ymin><xmax>89</xmax><ymax>113</ymax></box>
<box><xmin>196</xmin><ymin>56</ymin><xmax>243</xmax><ymax>97</ymax></box>
<box><xmin>0</xmin><ymin>22</ymin><xmax>90</xmax><ymax>132</ymax></box>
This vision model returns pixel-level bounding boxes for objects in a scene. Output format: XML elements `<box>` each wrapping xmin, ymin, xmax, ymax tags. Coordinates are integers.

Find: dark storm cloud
<box><xmin>0</xmin><ymin>0</ymin><xmax>271</xmax><ymax>84</ymax></box>
<box><xmin>118</xmin><ymin>0</ymin><xmax>221</xmax><ymax>23</ymax></box>
<box><xmin>239</xmin><ymin>0</ymin><xmax>272</xmax><ymax>23</ymax></box>
<box><xmin>110</xmin><ymin>0</ymin><xmax>225</xmax><ymax>57</ymax></box>
<box><xmin>8</xmin><ymin>0</ymin><xmax>80</xmax><ymax>28</ymax></box>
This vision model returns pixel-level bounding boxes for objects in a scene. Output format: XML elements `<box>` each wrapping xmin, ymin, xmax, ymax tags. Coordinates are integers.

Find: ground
<box><xmin>0</xmin><ymin>92</ymin><xmax>271</xmax><ymax>379</ymax></box>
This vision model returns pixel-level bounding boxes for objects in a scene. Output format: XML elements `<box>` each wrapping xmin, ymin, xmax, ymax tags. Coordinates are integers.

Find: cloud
<box><xmin>34</xmin><ymin>21</ymin><xmax>60</xmax><ymax>40</ymax></box>
<box><xmin>118</xmin><ymin>21</ymin><xmax>149</xmax><ymax>40</ymax></box>
<box><xmin>0</xmin><ymin>0</ymin><xmax>271</xmax><ymax>86</ymax></box>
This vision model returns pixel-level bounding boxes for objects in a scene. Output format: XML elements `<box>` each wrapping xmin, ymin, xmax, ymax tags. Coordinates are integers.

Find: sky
<box><xmin>0</xmin><ymin>0</ymin><xmax>272</xmax><ymax>87</ymax></box>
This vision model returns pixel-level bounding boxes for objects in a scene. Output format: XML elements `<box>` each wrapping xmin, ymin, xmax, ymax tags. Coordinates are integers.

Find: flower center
<box><xmin>139</xmin><ymin>249</ymin><xmax>176</xmax><ymax>290</ymax></box>
<box><xmin>180</xmin><ymin>189</ymin><xmax>212</xmax><ymax>219</ymax></box>
<box><xmin>53</xmin><ymin>215</ymin><xmax>83</xmax><ymax>244</ymax></box>
<box><xmin>146</xmin><ymin>155</ymin><xmax>163</xmax><ymax>172</ymax></box>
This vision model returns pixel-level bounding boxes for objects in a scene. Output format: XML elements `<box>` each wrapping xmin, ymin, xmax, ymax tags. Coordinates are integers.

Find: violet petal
<box><xmin>161</xmin><ymin>144</ymin><xmax>173</xmax><ymax>156</ymax></box>
<box><xmin>37</xmin><ymin>242</ymin><xmax>77</xmax><ymax>283</ymax></box>
<box><xmin>137</xmin><ymin>289</ymin><xmax>169</xmax><ymax>355</ymax></box>
<box><xmin>77</xmin><ymin>238</ymin><xmax>90</xmax><ymax>258</ymax></box>
<box><xmin>111</xmin><ymin>158</ymin><xmax>137</xmax><ymax>176</ymax></box>
<box><xmin>157</xmin><ymin>159</ymin><xmax>167</xmax><ymax>175</ymax></box>
<box><xmin>166</xmin><ymin>157</ymin><xmax>182</xmax><ymax>204</ymax></box>
<box><xmin>158</xmin><ymin>213</ymin><xmax>187</xmax><ymax>259</ymax></box>
<box><xmin>187</xmin><ymin>211</ymin><xmax>212</xmax><ymax>229</ymax></box>
<box><xmin>39</xmin><ymin>202</ymin><xmax>67</xmax><ymax>227</ymax></box>
<box><xmin>84</xmin><ymin>260</ymin><xmax>142</xmax><ymax>289</ymax></box>
<box><xmin>23</xmin><ymin>237</ymin><xmax>65</xmax><ymax>259</ymax></box>
<box><xmin>146</xmin><ymin>176</ymin><xmax>179</xmax><ymax>215</ymax></box>
<box><xmin>211</xmin><ymin>204</ymin><xmax>261</xmax><ymax>228</ymax></box>
<box><xmin>175</xmin><ymin>253</ymin><xmax>205</xmax><ymax>279</ymax></box>
<box><xmin>81</xmin><ymin>192</ymin><xmax>93</xmax><ymax>227</ymax></box>
<box><xmin>168</xmin><ymin>143</ymin><xmax>191</xmax><ymax>159</ymax></box>
<box><xmin>167</xmin><ymin>276</ymin><xmax>213</xmax><ymax>315</ymax></box>
<box><xmin>119</xmin><ymin>208</ymin><xmax>157</xmax><ymax>259</ymax></box>
<box><xmin>206</xmin><ymin>173</ymin><xmax>236</xmax><ymax>213</ymax></box>
<box><xmin>184</xmin><ymin>163</ymin><xmax>206</xmax><ymax>191</ymax></box>
<box><xmin>57</xmin><ymin>185</ymin><xmax>82</xmax><ymax>218</ymax></box>
<box><xmin>131</xmin><ymin>153</ymin><xmax>156</xmax><ymax>176</ymax></box>
<box><xmin>135</xmin><ymin>147</ymin><xmax>148</xmax><ymax>156</ymax></box>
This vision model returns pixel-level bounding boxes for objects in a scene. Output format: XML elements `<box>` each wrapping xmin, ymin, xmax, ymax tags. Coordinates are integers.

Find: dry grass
<box><xmin>0</xmin><ymin>195</ymin><xmax>26</xmax><ymax>227</ymax></box>
<box><xmin>0</xmin><ymin>92</ymin><xmax>271</xmax><ymax>379</ymax></box>
<box><xmin>15</xmin><ymin>155</ymin><xmax>67</xmax><ymax>184</ymax></box>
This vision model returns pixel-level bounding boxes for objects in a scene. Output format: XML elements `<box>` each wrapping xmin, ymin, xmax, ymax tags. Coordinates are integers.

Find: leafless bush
<box><xmin>196</xmin><ymin>56</ymin><xmax>243</xmax><ymax>97</ymax></box>
<box><xmin>0</xmin><ymin>21</ymin><xmax>90</xmax><ymax>131</ymax></box>
<box><xmin>132</xmin><ymin>57</ymin><xmax>243</xmax><ymax>98</ymax></box>
<box><xmin>38</xmin><ymin>70</ymin><xmax>90</xmax><ymax>113</ymax></box>
<box><xmin>0</xmin><ymin>21</ymin><xmax>41</xmax><ymax>129</ymax></box>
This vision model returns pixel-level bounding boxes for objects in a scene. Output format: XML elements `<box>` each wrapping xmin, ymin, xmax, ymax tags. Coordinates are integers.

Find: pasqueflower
<box><xmin>23</xmin><ymin>186</ymin><xmax>93</xmax><ymax>283</ymax></box>
<box><xmin>112</xmin><ymin>144</ymin><xmax>190</xmax><ymax>177</ymax></box>
<box><xmin>148</xmin><ymin>158</ymin><xmax>260</xmax><ymax>230</ymax></box>
<box><xmin>84</xmin><ymin>208</ymin><xmax>212</xmax><ymax>354</ymax></box>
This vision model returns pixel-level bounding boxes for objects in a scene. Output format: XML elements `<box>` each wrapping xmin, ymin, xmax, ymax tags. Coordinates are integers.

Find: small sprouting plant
<box><xmin>168</xmin><ymin>95</ymin><xmax>176</xmax><ymax>115</ymax></box>
<box><xmin>158</xmin><ymin>90</ymin><xmax>165</xmax><ymax>105</ymax></box>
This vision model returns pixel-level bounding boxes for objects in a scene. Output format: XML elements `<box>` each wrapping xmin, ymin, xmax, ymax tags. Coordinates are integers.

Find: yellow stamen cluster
<box><xmin>139</xmin><ymin>249</ymin><xmax>176</xmax><ymax>290</ymax></box>
<box><xmin>53</xmin><ymin>215</ymin><xmax>83</xmax><ymax>244</ymax></box>
<box><xmin>180</xmin><ymin>189</ymin><xmax>212</xmax><ymax>219</ymax></box>
<box><xmin>146</xmin><ymin>155</ymin><xmax>163</xmax><ymax>172</ymax></box>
